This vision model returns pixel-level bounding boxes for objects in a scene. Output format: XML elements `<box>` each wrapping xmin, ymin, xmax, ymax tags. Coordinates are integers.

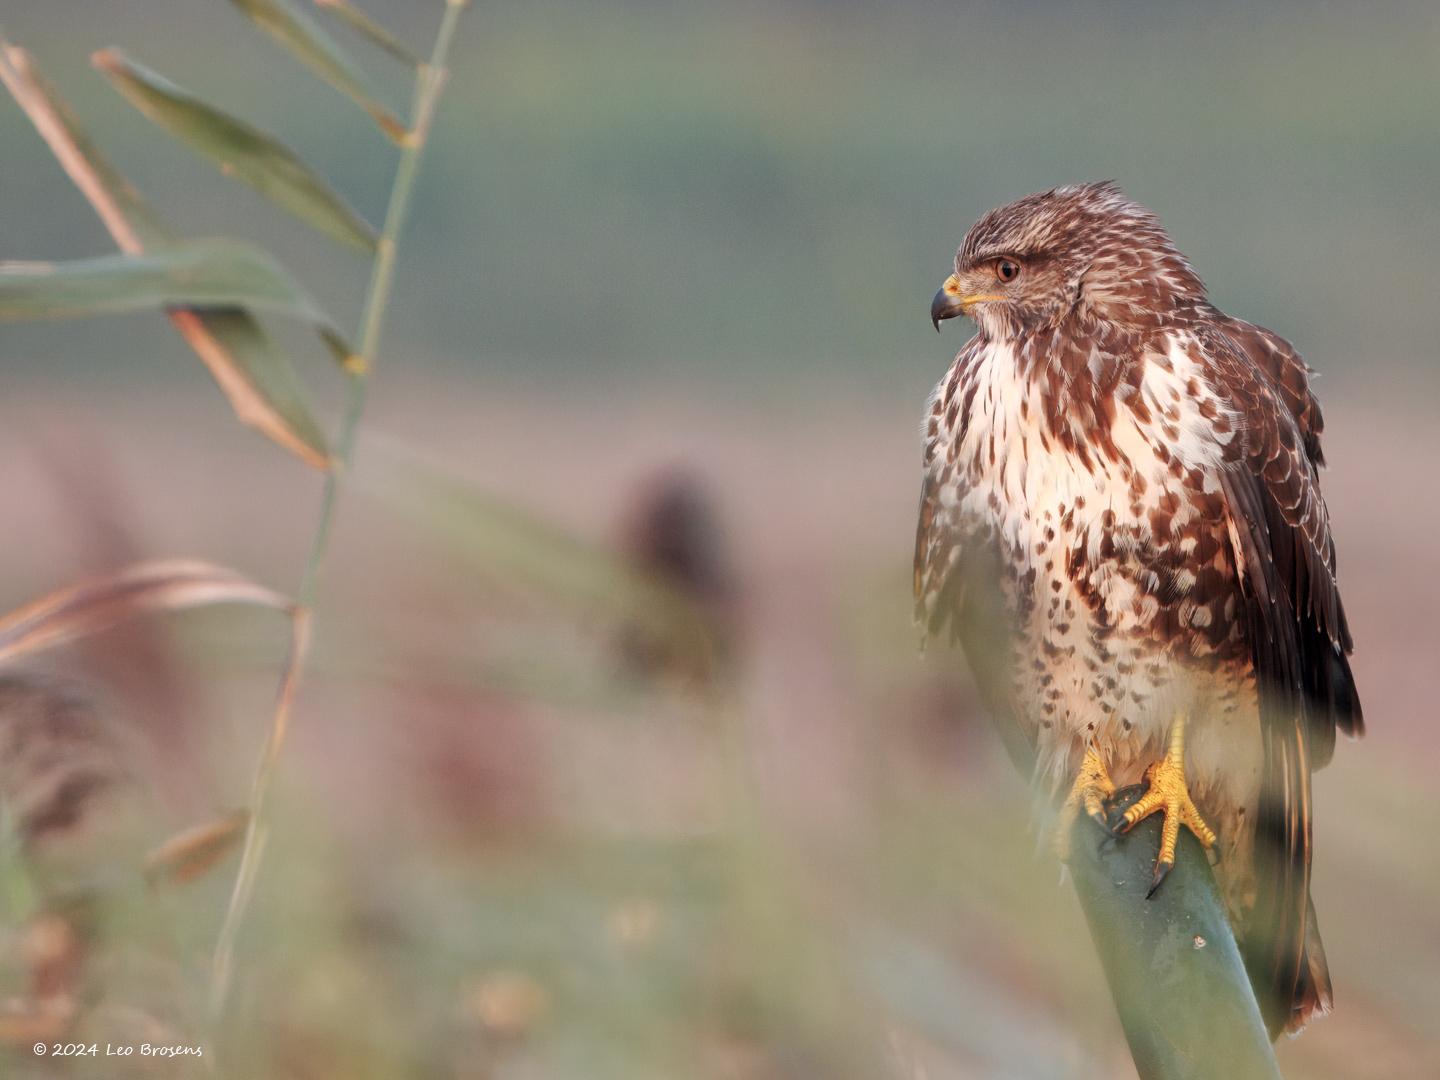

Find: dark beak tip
<box><xmin>930</xmin><ymin>287</ymin><xmax>954</xmax><ymax>332</ymax></box>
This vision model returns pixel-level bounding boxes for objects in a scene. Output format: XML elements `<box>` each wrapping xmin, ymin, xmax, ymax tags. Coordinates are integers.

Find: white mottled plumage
<box><xmin>923</xmin><ymin>332</ymin><xmax>1262</xmax><ymax>905</ymax></box>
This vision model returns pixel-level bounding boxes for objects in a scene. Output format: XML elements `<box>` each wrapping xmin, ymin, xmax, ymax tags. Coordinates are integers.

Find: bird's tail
<box><xmin>1283</xmin><ymin>897</ymin><xmax>1333</xmax><ymax>1035</ymax></box>
<box><xmin>1245</xmin><ymin>694</ymin><xmax>1324</xmax><ymax>1040</ymax></box>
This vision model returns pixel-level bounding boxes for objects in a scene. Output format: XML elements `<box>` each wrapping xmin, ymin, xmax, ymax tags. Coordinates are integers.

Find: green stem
<box><xmin>208</xmin><ymin>0</ymin><xmax>468</xmax><ymax>1022</ymax></box>
<box><xmin>1066</xmin><ymin>809</ymin><xmax>1283</xmax><ymax>1079</ymax></box>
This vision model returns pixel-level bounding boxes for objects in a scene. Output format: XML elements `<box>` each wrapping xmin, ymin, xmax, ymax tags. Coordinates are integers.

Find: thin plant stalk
<box><xmin>208</xmin><ymin>0</ymin><xmax>470</xmax><ymax>1020</ymax></box>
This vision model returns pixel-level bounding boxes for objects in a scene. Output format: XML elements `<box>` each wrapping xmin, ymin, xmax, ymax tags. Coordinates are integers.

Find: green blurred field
<box><xmin>6</xmin><ymin>0</ymin><xmax>1440</xmax><ymax>385</ymax></box>
<box><xmin>1</xmin><ymin>2</ymin><xmax>1438</xmax><ymax>1077</ymax></box>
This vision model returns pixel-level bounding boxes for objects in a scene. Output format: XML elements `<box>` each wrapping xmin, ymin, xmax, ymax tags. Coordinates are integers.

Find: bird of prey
<box><xmin>913</xmin><ymin>181</ymin><xmax>1361</xmax><ymax>1036</ymax></box>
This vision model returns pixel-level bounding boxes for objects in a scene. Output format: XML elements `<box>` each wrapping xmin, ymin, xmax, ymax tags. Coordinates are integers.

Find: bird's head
<box><xmin>930</xmin><ymin>181</ymin><xmax>1206</xmax><ymax>341</ymax></box>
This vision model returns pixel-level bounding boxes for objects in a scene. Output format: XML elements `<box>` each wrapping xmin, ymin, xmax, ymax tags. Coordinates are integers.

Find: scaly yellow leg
<box><xmin>1113</xmin><ymin>710</ymin><xmax>1217</xmax><ymax>896</ymax></box>
<box><xmin>1053</xmin><ymin>745</ymin><xmax>1116</xmax><ymax>862</ymax></box>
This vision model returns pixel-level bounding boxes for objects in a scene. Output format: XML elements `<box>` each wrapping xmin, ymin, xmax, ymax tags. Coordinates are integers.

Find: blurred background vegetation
<box><xmin>1</xmin><ymin>0</ymin><xmax>1437</xmax><ymax>1076</ymax></box>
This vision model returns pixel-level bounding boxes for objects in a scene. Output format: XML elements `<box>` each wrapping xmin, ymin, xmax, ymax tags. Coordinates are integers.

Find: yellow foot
<box><xmin>1053</xmin><ymin>746</ymin><xmax>1116</xmax><ymax>862</ymax></box>
<box><xmin>1111</xmin><ymin>728</ymin><xmax>1217</xmax><ymax>896</ymax></box>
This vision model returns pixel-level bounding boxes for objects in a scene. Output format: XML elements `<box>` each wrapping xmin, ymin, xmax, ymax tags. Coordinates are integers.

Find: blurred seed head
<box><xmin>608</xmin><ymin>896</ymin><xmax>662</xmax><ymax>946</ymax></box>
<box><xmin>616</xmin><ymin>468</ymin><xmax>739</xmax><ymax>687</ymax></box>
<box><xmin>0</xmin><ymin>671</ymin><xmax>142</xmax><ymax>883</ymax></box>
<box><xmin>464</xmin><ymin>970</ymin><xmax>548</xmax><ymax>1039</ymax></box>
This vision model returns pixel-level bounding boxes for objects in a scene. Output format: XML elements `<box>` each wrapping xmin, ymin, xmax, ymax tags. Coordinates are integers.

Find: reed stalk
<box><xmin>207</xmin><ymin>0</ymin><xmax>470</xmax><ymax>1021</ymax></box>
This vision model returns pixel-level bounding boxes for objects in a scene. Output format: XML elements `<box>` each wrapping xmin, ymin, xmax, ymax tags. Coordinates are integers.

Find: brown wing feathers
<box><xmin>1208</xmin><ymin>323</ymin><xmax>1361</xmax><ymax>1035</ymax></box>
<box><xmin>1212</xmin><ymin>322</ymin><xmax>1362</xmax><ymax>748</ymax></box>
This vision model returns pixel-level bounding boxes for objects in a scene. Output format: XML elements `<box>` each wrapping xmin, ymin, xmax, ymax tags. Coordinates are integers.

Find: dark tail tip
<box><xmin>1270</xmin><ymin>897</ymin><xmax>1333</xmax><ymax>1038</ymax></box>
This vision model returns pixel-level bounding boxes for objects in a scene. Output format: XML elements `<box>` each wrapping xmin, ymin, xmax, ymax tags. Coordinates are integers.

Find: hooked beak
<box><xmin>930</xmin><ymin>274</ymin><xmax>1005</xmax><ymax>331</ymax></box>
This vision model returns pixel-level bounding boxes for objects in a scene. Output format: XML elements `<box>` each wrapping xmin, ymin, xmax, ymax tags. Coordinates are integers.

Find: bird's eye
<box><xmin>994</xmin><ymin>258</ymin><xmax>1021</xmax><ymax>284</ymax></box>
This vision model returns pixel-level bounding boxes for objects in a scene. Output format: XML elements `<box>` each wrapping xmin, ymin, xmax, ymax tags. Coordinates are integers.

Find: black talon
<box><xmin>1105</xmin><ymin>782</ymin><xmax>1147</xmax><ymax>836</ymax></box>
<box><xmin>1147</xmin><ymin>859</ymin><xmax>1174</xmax><ymax>899</ymax></box>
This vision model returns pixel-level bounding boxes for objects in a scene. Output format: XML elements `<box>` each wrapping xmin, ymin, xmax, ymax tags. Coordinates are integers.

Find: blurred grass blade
<box><xmin>360</xmin><ymin>439</ymin><xmax>720</xmax><ymax>669</ymax></box>
<box><xmin>225</xmin><ymin>0</ymin><xmax>406</xmax><ymax>140</ymax></box>
<box><xmin>854</xmin><ymin>923</ymin><xmax>1081</xmax><ymax>1076</ymax></box>
<box><xmin>171</xmin><ymin>309</ymin><xmax>332</xmax><ymax>464</ymax></box>
<box><xmin>0</xmin><ymin>42</ymin><xmax>168</xmax><ymax>251</ymax></box>
<box><xmin>145</xmin><ymin>810</ymin><xmax>250</xmax><ymax>887</ymax></box>
<box><xmin>315</xmin><ymin>0</ymin><xmax>422</xmax><ymax>68</ymax></box>
<box><xmin>0</xmin><ymin>41</ymin><xmax>331</xmax><ymax>468</ymax></box>
<box><xmin>0</xmin><ymin>240</ymin><xmax>356</xmax><ymax>361</ymax></box>
<box><xmin>0</xmin><ymin>560</ymin><xmax>291</xmax><ymax>664</ymax></box>
<box><xmin>93</xmin><ymin>50</ymin><xmax>376</xmax><ymax>252</ymax></box>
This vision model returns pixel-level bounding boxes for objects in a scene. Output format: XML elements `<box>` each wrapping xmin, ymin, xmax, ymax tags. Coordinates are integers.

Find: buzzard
<box><xmin>914</xmin><ymin>181</ymin><xmax>1362</xmax><ymax>1036</ymax></box>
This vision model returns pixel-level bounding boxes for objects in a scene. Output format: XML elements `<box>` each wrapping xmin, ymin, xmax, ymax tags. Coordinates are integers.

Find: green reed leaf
<box><xmin>0</xmin><ymin>240</ymin><xmax>358</xmax><ymax>370</ymax></box>
<box><xmin>358</xmin><ymin>440</ymin><xmax>722</xmax><ymax>673</ymax></box>
<box><xmin>0</xmin><ymin>41</ymin><xmax>332</xmax><ymax>468</ymax></box>
<box><xmin>315</xmin><ymin>0</ymin><xmax>422</xmax><ymax>68</ymax></box>
<box><xmin>225</xmin><ymin>0</ymin><xmax>407</xmax><ymax>140</ymax></box>
<box><xmin>94</xmin><ymin>49</ymin><xmax>376</xmax><ymax>252</ymax></box>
